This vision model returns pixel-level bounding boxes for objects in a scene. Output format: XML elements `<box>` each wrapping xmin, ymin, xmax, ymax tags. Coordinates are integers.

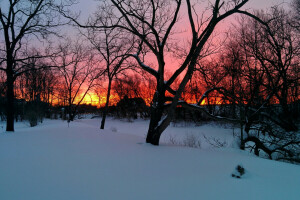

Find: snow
<box><xmin>0</xmin><ymin>118</ymin><xmax>299</xmax><ymax>200</ymax></box>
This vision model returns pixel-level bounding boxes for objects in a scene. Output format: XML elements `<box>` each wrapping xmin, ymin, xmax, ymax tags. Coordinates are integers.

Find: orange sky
<box><xmin>79</xmin><ymin>92</ymin><xmax>120</xmax><ymax>107</ymax></box>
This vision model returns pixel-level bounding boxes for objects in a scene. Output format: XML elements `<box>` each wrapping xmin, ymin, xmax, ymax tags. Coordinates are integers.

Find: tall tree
<box><xmin>65</xmin><ymin>0</ymin><xmax>258</xmax><ymax>145</ymax></box>
<box><xmin>0</xmin><ymin>0</ymin><xmax>74</xmax><ymax>131</ymax></box>
<box><xmin>203</xmin><ymin>9</ymin><xmax>300</xmax><ymax>161</ymax></box>
<box><xmin>237</xmin><ymin>7</ymin><xmax>300</xmax><ymax>130</ymax></box>
<box><xmin>99</xmin><ymin>0</ymin><xmax>255</xmax><ymax>145</ymax></box>
<box><xmin>82</xmin><ymin>13</ymin><xmax>134</xmax><ymax>129</ymax></box>
<box><xmin>53</xmin><ymin>40</ymin><xmax>102</xmax><ymax>121</ymax></box>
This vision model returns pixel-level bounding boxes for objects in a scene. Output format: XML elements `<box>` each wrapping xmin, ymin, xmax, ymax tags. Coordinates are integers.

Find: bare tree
<box><xmin>16</xmin><ymin>54</ymin><xmax>54</xmax><ymax>102</ymax></box>
<box><xmin>231</xmin><ymin>7</ymin><xmax>300</xmax><ymax>162</ymax></box>
<box><xmin>99</xmin><ymin>0</ymin><xmax>256</xmax><ymax>145</ymax></box>
<box><xmin>93</xmin><ymin>78</ymin><xmax>108</xmax><ymax>108</ymax></box>
<box><xmin>196</xmin><ymin>9</ymin><xmax>300</xmax><ymax>162</ymax></box>
<box><xmin>239</xmin><ymin>7</ymin><xmax>299</xmax><ymax>129</ymax></box>
<box><xmin>0</xmin><ymin>0</ymin><xmax>74</xmax><ymax>131</ymax></box>
<box><xmin>81</xmin><ymin>14</ymin><xmax>134</xmax><ymax>129</ymax></box>
<box><xmin>113</xmin><ymin>73</ymin><xmax>142</xmax><ymax>99</ymax></box>
<box><xmin>53</xmin><ymin>40</ymin><xmax>102</xmax><ymax>121</ymax></box>
<box><xmin>14</xmin><ymin>55</ymin><xmax>57</xmax><ymax>124</ymax></box>
<box><xmin>64</xmin><ymin>0</ymin><xmax>265</xmax><ymax>145</ymax></box>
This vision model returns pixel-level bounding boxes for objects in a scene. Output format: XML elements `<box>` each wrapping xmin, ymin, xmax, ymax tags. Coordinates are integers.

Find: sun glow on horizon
<box><xmin>77</xmin><ymin>92</ymin><xmax>121</xmax><ymax>108</ymax></box>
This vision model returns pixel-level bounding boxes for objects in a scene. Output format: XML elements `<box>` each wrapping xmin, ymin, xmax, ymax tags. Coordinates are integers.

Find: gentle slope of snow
<box><xmin>0</xmin><ymin>118</ymin><xmax>299</xmax><ymax>200</ymax></box>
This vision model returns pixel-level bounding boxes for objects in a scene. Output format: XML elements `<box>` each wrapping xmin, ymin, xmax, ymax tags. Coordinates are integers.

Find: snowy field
<box><xmin>0</xmin><ymin>118</ymin><xmax>299</xmax><ymax>200</ymax></box>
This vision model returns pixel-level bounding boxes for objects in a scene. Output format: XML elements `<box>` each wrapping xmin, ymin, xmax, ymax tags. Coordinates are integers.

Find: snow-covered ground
<box><xmin>0</xmin><ymin>118</ymin><xmax>299</xmax><ymax>200</ymax></box>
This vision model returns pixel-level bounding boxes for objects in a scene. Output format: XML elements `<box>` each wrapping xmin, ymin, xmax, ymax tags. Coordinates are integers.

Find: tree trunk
<box><xmin>146</xmin><ymin>108</ymin><xmax>164</xmax><ymax>145</ymax></box>
<box><xmin>6</xmin><ymin>67</ymin><xmax>15</xmax><ymax>132</ymax></box>
<box><xmin>146</xmin><ymin>53</ymin><xmax>197</xmax><ymax>145</ymax></box>
<box><xmin>68</xmin><ymin>90</ymin><xmax>73</xmax><ymax>121</ymax></box>
<box><xmin>100</xmin><ymin>79</ymin><xmax>112</xmax><ymax>129</ymax></box>
<box><xmin>147</xmin><ymin>128</ymin><xmax>162</xmax><ymax>145</ymax></box>
<box><xmin>146</xmin><ymin>91</ymin><xmax>165</xmax><ymax>145</ymax></box>
<box><xmin>69</xmin><ymin>109</ymin><xmax>75</xmax><ymax>121</ymax></box>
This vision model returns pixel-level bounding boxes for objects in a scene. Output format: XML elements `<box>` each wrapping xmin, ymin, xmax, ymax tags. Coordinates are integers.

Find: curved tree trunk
<box><xmin>146</xmin><ymin>91</ymin><xmax>165</xmax><ymax>145</ymax></box>
<box><xmin>100</xmin><ymin>79</ymin><xmax>112</xmax><ymax>129</ymax></box>
<box><xmin>146</xmin><ymin>108</ymin><xmax>164</xmax><ymax>145</ymax></box>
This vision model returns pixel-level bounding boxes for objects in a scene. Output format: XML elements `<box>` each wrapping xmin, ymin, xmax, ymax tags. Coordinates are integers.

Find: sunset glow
<box><xmin>79</xmin><ymin>92</ymin><xmax>121</xmax><ymax>107</ymax></box>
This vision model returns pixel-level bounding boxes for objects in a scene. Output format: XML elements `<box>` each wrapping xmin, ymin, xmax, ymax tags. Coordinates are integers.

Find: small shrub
<box><xmin>110</xmin><ymin>126</ymin><xmax>118</xmax><ymax>132</ymax></box>
<box><xmin>232</xmin><ymin>165</ymin><xmax>245</xmax><ymax>178</ymax></box>
<box><xmin>237</xmin><ymin>165</ymin><xmax>245</xmax><ymax>176</ymax></box>
<box><xmin>168</xmin><ymin>135</ymin><xmax>179</xmax><ymax>145</ymax></box>
<box><xmin>183</xmin><ymin>133</ymin><xmax>201</xmax><ymax>148</ymax></box>
<box><xmin>203</xmin><ymin>135</ymin><xmax>227</xmax><ymax>148</ymax></box>
<box><xmin>167</xmin><ymin>133</ymin><xmax>201</xmax><ymax>148</ymax></box>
